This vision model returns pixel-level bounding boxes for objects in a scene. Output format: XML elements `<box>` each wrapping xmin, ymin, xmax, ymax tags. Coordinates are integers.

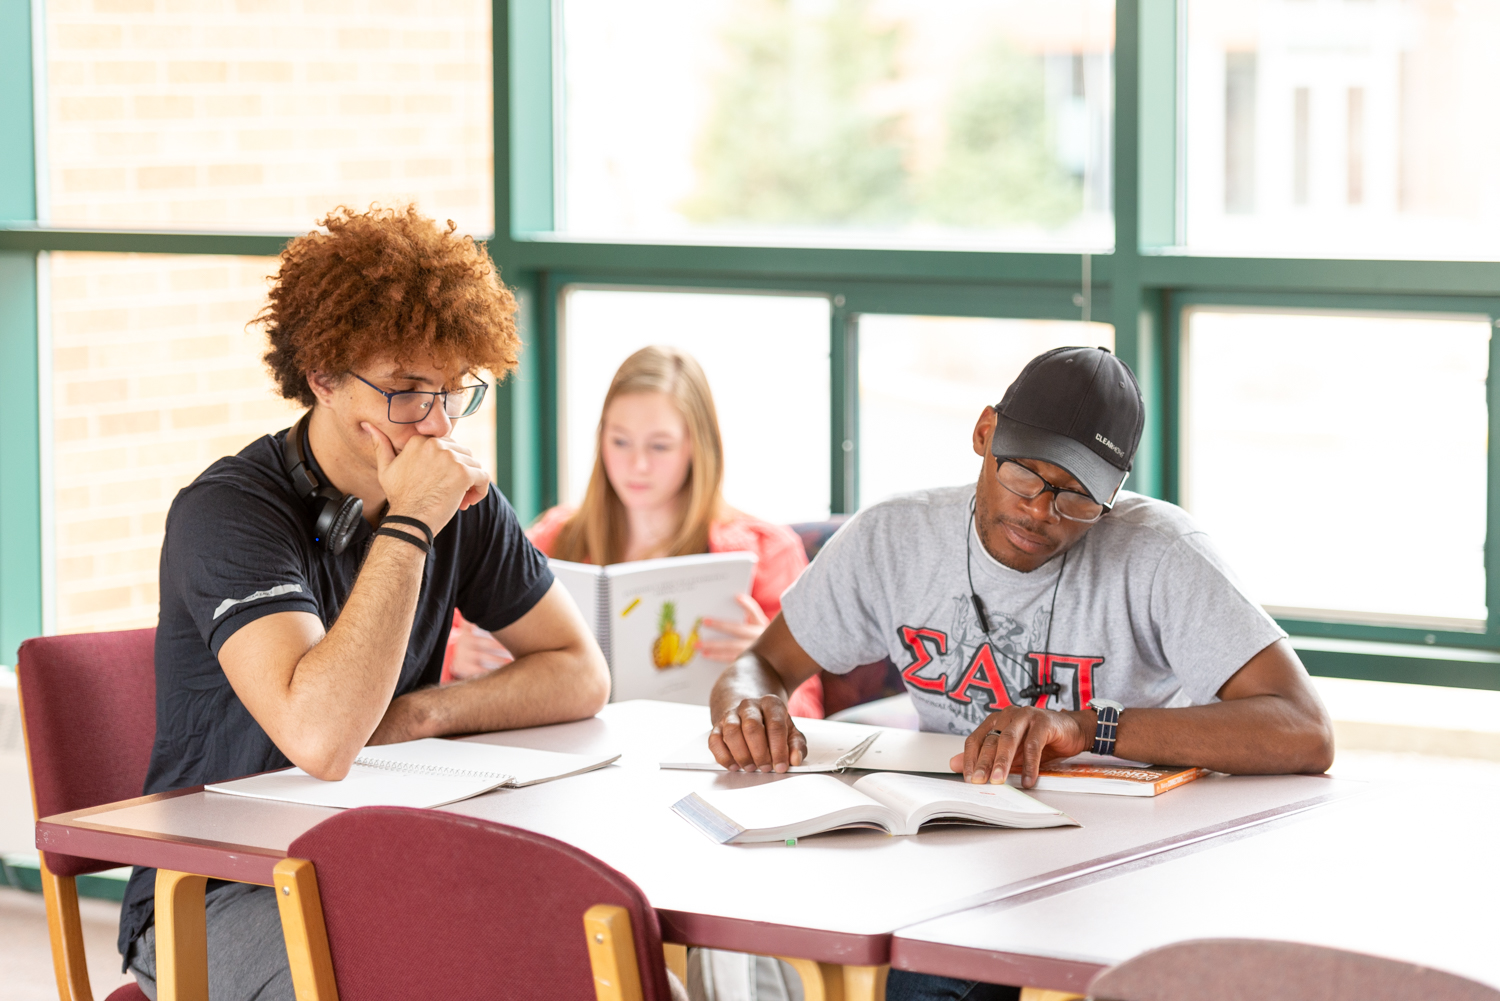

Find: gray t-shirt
<box><xmin>781</xmin><ymin>485</ymin><xmax>1285</xmax><ymax>735</ymax></box>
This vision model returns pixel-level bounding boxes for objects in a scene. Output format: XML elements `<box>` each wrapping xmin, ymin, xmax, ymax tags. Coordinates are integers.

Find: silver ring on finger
<box><xmin>985</xmin><ymin>729</ymin><xmax>1005</xmax><ymax>740</ymax></box>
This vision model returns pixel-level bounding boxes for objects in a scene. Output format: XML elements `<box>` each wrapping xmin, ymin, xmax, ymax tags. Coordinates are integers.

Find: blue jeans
<box><xmin>886</xmin><ymin>970</ymin><xmax>1021</xmax><ymax>1001</ymax></box>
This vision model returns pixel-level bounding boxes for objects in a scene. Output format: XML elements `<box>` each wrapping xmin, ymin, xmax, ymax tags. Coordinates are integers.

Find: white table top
<box><xmin>890</xmin><ymin>783</ymin><xmax>1500</xmax><ymax>991</ymax></box>
<box><xmin>46</xmin><ymin>700</ymin><xmax>1364</xmax><ymax>964</ymax></box>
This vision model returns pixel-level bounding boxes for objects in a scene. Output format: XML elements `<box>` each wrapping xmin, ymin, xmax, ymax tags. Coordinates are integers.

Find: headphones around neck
<box><xmin>280</xmin><ymin>413</ymin><xmax>363</xmax><ymax>555</ymax></box>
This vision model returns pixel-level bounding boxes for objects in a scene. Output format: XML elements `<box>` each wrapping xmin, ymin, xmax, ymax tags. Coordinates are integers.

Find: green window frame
<box><xmin>3</xmin><ymin>0</ymin><xmax>1500</xmax><ymax>690</ymax></box>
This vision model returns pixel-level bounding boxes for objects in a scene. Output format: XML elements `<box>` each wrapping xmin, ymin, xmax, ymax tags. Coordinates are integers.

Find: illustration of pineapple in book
<box><xmin>652</xmin><ymin>601</ymin><xmax>702</xmax><ymax>669</ymax></box>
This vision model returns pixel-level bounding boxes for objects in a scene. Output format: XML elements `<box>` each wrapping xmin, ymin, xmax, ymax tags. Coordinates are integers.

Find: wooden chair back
<box><xmin>1089</xmin><ymin>938</ymin><xmax>1500</xmax><ymax>1001</ymax></box>
<box><xmin>275</xmin><ymin>805</ymin><xmax>675</xmax><ymax>1001</ymax></box>
<box><xmin>17</xmin><ymin>628</ymin><xmax>158</xmax><ymax>1001</ymax></box>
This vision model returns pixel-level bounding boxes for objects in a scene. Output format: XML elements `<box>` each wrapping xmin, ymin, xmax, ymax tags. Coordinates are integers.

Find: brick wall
<box><xmin>50</xmin><ymin>251</ymin><xmax>499</xmax><ymax>635</ymax></box>
<box><xmin>42</xmin><ymin>0</ymin><xmax>499</xmax><ymax>634</ymax></box>
<box><xmin>44</xmin><ymin>0</ymin><xmax>493</xmax><ymax>232</ymax></box>
<box><xmin>51</xmin><ymin>252</ymin><xmax>298</xmax><ymax>632</ymax></box>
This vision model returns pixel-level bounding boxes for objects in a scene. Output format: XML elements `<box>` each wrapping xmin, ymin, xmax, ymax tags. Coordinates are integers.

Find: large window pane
<box><xmin>858</xmin><ymin>315</ymin><xmax>1114</xmax><ymax>506</ymax></box>
<box><xmin>47</xmin><ymin>253</ymin><xmax>500</xmax><ymax>634</ymax></box>
<box><xmin>1182</xmin><ymin>307</ymin><xmax>1490</xmax><ymax>628</ymax></box>
<box><xmin>559</xmin><ymin>0</ymin><xmax>1113</xmax><ymax>251</ymax></box>
<box><xmin>1185</xmin><ymin>0</ymin><xmax>1500</xmax><ymax>260</ymax></box>
<box><xmin>49</xmin><ymin>253</ymin><xmax>297</xmax><ymax>633</ymax></box>
<box><xmin>560</xmin><ymin>288</ymin><xmax>831</xmax><ymax>524</ymax></box>
<box><xmin>44</xmin><ymin>1</ymin><xmax>492</xmax><ymax>232</ymax></box>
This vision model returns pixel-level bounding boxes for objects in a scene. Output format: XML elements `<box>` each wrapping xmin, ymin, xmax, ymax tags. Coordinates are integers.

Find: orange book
<box><xmin>1007</xmin><ymin>753</ymin><xmax>1211</xmax><ymax>797</ymax></box>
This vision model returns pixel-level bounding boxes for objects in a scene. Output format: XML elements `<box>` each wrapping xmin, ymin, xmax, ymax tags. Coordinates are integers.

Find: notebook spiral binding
<box><xmin>595</xmin><ymin>569</ymin><xmax>612</xmax><ymax>672</ymax></box>
<box><xmin>351</xmin><ymin>756</ymin><xmax>515</xmax><ymax>783</ymax></box>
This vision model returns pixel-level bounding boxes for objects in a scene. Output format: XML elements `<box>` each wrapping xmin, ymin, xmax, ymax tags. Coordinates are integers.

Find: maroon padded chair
<box><xmin>17</xmin><ymin>628</ymin><xmax>157</xmax><ymax>1001</ymax></box>
<box><xmin>277</xmin><ymin>805</ymin><xmax>676</xmax><ymax>1001</ymax></box>
<box><xmin>1089</xmin><ymin>938</ymin><xmax>1500</xmax><ymax>1001</ymax></box>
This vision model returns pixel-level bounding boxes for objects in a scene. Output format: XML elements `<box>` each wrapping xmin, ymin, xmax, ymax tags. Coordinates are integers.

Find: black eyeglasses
<box><xmin>349</xmin><ymin>372</ymin><xmax>488</xmax><ymax>424</ymax></box>
<box><xmin>995</xmin><ymin>459</ymin><xmax>1106</xmax><ymax>523</ymax></box>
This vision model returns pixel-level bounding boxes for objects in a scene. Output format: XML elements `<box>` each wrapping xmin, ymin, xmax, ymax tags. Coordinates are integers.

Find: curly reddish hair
<box><xmin>260</xmin><ymin>205</ymin><xmax>519</xmax><ymax>406</ymax></box>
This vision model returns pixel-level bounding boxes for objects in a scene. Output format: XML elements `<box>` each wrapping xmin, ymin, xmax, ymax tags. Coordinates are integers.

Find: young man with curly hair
<box><xmin>117</xmin><ymin>206</ymin><xmax>610</xmax><ymax>1001</ymax></box>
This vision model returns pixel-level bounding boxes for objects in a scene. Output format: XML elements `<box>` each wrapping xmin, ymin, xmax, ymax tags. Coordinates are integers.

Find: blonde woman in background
<box><xmin>534</xmin><ymin>345</ymin><xmax>808</xmax><ymax>656</ymax></box>
<box><xmin>450</xmin><ymin>345</ymin><xmax>812</xmax><ymax>686</ymax></box>
<box><xmin>453</xmin><ymin>345</ymin><xmax>816</xmax><ymax>999</ymax></box>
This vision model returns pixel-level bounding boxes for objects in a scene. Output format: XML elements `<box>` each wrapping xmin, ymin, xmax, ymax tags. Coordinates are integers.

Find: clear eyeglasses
<box><xmin>349</xmin><ymin>372</ymin><xmax>488</xmax><ymax>424</ymax></box>
<box><xmin>995</xmin><ymin>459</ymin><xmax>1106</xmax><ymax>523</ymax></box>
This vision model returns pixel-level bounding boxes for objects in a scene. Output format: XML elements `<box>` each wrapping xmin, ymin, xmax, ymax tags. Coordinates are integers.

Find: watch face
<box><xmin>1089</xmin><ymin>699</ymin><xmax>1124</xmax><ymax>712</ymax></box>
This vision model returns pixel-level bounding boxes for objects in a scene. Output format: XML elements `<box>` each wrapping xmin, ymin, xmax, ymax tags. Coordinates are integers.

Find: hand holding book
<box><xmin>696</xmin><ymin>593</ymin><xmax>772</xmax><ymax>664</ymax></box>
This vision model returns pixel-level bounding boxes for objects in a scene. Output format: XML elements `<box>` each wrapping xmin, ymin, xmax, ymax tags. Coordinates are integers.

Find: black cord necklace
<box><xmin>966</xmin><ymin>497</ymin><xmax>1067</xmax><ymax>705</ymax></box>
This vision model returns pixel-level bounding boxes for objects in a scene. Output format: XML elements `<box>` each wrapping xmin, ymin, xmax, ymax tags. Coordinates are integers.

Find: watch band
<box><xmin>1088</xmin><ymin>699</ymin><xmax>1123</xmax><ymax>756</ymax></box>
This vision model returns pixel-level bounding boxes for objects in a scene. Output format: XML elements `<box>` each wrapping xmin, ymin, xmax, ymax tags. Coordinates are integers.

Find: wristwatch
<box><xmin>1087</xmin><ymin>698</ymin><xmax>1124</xmax><ymax>756</ymax></box>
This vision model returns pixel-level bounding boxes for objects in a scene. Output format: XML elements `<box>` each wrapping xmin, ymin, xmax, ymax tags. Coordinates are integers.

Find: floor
<box><xmin>2</xmin><ymin>746</ymin><xmax>1497</xmax><ymax>1001</ymax></box>
<box><xmin>0</xmin><ymin>886</ymin><xmax>136</xmax><ymax>1001</ymax></box>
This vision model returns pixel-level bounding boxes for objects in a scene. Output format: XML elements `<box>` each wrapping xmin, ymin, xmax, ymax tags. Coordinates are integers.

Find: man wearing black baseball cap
<box><xmin>704</xmin><ymin>345</ymin><xmax>1334</xmax><ymax>999</ymax></box>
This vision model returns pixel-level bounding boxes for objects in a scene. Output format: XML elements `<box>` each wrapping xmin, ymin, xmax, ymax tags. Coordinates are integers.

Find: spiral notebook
<box><xmin>205</xmin><ymin>738</ymin><xmax>620</xmax><ymax>810</ymax></box>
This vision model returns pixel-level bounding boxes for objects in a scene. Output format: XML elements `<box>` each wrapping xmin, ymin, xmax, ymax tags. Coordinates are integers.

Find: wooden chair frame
<box><xmin>274</xmin><ymin>856</ymin><xmax>674</xmax><ymax>1001</ymax></box>
<box><xmin>20</xmin><ymin>682</ymin><xmax>93</xmax><ymax>1001</ymax></box>
<box><xmin>21</xmin><ymin>675</ymin><xmax>216</xmax><ymax>1001</ymax></box>
<box><xmin>271</xmin><ymin>856</ymin><xmax>898</xmax><ymax>1001</ymax></box>
<box><xmin>770</xmin><ymin>955</ymin><xmax>889</xmax><ymax>1001</ymax></box>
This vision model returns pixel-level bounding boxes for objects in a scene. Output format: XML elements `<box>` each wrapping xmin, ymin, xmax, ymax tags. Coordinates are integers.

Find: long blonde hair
<box><xmin>551</xmin><ymin>346</ymin><xmax>726</xmax><ymax>564</ymax></box>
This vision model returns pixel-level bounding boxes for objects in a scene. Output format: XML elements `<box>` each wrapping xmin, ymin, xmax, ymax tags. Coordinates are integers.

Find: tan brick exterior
<box><xmin>45</xmin><ymin>0</ymin><xmax>493</xmax><ymax>233</ymax></box>
<box><xmin>50</xmin><ymin>251</ymin><xmax>501</xmax><ymax>635</ymax></box>
<box><xmin>44</xmin><ymin>0</ymin><xmax>500</xmax><ymax>634</ymax></box>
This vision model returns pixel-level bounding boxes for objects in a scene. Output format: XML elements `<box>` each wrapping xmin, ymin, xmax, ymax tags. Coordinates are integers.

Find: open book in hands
<box><xmin>673</xmin><ymin>772</ymin><xmax>1078</xmax><ymax>844</ymax></box>
<box><xmin>550</xmin><ymin>553</ymin><xmax>756</xmax><ymax>705</ymax></box>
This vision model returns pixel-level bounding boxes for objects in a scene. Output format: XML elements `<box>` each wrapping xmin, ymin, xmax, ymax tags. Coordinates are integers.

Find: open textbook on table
<box><xmin>550</xmin><ymin>552</ymin><xmax>756</xmax><ymax>705</ymax></box>
<box><xmin>206</xmin><ymin>738</ymin><xmax>620</xmax><ymax>810</ymax></box>
<box><xmin>673</xmin><ymin>772</ymin><xmax>1078</xmax><ymax>843</ymax></box>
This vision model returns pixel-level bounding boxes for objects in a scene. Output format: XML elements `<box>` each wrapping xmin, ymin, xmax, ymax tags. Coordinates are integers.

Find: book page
<box><xmin>853</xmin><ymin>772</ymin><xmax>1075</xmax><ymax>833</ymax></box>
<box><xmin>673</xmin><ymin>774</ymin><xmax>896</xmax><ymax>843</ymax></box>
<box><xmin>852</xmin><ymin>728</ymin><xmax>964</xmax><ymax>774</ymax></box>
<box><xmin>357</xmin><ymin>738</ymin><xmax>620</xmax><ymax>787</ymax></box>
<box><xmin>660</xmin><ymin>718</ymin><xmax>882</xmax><ymax>772</ymax></box>
<box><xmin>659</xmin><ymin>718</ymin><xmax>960</xmax><ymax>773</ymax></box>
<box><xmin>604</xmin><ymin>552</ymin><xmax>755</xmax><ymax>704</ymax></box>
<box><xmin>207</xmin><ymin>765</ymin><xmax>507</xmax><ymax>810</ymax></box>
<box><xmin>206</xmin><ymin>739</ymin><xmax>621</xmax><ymax>809</ymax></box>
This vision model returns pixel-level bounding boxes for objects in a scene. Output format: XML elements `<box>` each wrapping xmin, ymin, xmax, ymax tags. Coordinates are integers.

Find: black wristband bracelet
<box><xmin>374</xmin><ymin>526</ymin><xmax>432</xmax><ymax>555</ymax></box>
<box><xmin>380</xmin><ymin>515</ymin><xmax>434</xmax><ymax>546</ymax></box>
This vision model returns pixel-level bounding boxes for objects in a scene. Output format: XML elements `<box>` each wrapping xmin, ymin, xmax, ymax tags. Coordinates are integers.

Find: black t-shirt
<box><xmin>118</xmin><ymin>429</ymin><xmax>554</xmax><ymax>957</ymax></box>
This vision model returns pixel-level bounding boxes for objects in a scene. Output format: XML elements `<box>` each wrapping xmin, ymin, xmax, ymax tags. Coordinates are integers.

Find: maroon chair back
<box><xmin>289</xmin><ymin>806</ymin><xmax>674</xmax><ymax>1001</ymax></box>
<box><xmin>17</xmin><ymin>629</ymin><xmax>157</xmax><ymax>877</ymax></box>
<box><xmin>1089</xmin><ymin>938</ymin><xmax>1500</xmax><ymax>1001</ymax></box>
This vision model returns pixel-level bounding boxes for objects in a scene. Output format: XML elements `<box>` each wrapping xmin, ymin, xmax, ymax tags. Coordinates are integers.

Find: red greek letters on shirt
<box><xmin>897</xmin><ymin>626</ymin><xmax>949</xmax><ymax>692</ymax></box>
<box><xmin>949</xmin><ymin>643</ymin><xmax>1015</xmax><ymax>711</ymax></box>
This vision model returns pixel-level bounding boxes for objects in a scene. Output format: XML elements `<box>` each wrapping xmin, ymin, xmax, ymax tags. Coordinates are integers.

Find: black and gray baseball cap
<box><xmin>989</xmin><ymin>345</ymin><xmax>1144</xmax><ymax>505</ymax></box>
